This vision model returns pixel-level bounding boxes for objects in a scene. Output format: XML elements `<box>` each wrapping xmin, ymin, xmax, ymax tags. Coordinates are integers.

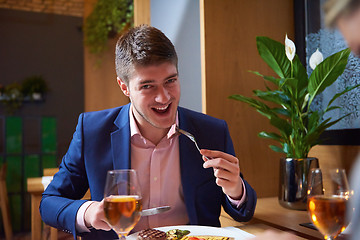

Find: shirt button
<box><xmin>154</xmin><ymin>177</ymin><xmax>158</xmax><ymax>181</ymax></box>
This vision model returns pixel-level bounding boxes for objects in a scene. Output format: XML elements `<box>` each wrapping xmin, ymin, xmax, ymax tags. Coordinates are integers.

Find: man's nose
<box><xmin>155</xmin><ymin>87</ymin><xmax>170</xmax><ymax>103</ymax></box>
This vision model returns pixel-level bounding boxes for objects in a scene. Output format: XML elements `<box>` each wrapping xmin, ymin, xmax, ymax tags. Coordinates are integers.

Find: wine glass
<box><xmin>307</xmin><ymin>168</ymin><xmax>352</xmax><ymax>240</ymax></box>
<box><xmin>103</xmin><ymin>169</ymin><xmax>142</xmax><ymax>239</ymax></box>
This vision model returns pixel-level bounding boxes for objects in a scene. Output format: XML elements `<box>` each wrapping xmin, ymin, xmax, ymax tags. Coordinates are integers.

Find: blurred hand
<box><xmin>251</xmin><ymin>230</ymin><xmax>298</xmax><ymax>240</ymax></box>
<box><xmin>84</xmin><ymin>199</ymin><xmax>112</xmax><ymax>231</ymax></box>
<box><xmin>201</xmin><ymin>149</ymin><xmax>243</xmax><ymax>200</ymax></box>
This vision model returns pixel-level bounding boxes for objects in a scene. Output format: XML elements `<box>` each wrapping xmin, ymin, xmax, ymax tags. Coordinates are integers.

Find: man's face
<box><xmin>119</xmin><ymin>62</ymin><xmax>180</xmax><ymax>132</ymax></box>
<box><xmin>337</xmin><ymin>7</ymin><xmax>360</xmax><ymax>56</ymax></box>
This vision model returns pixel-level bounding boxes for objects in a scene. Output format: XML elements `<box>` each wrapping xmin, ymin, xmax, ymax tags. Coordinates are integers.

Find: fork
<box><xmin>176</xmin><ymin>126</ymin><xmax>210</xmax><ymax>161</ymax></box>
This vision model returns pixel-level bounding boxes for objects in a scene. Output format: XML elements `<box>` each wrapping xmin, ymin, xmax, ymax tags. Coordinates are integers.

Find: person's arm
<box><xmin>40</xmin><ymin>113</ymin><xmax>90</xmax><ymax>238</ymax></box>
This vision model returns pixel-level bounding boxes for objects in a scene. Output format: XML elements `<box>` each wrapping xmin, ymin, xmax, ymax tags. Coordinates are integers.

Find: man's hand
<box><xmin>84</xmin><ymin>200</ymin><xmax>112</xmax><ymax>231</ymax></box>
<box><xmin>200</xmin><ymin>149</ymin><xmax>243</xmax><ymax>200</ymax></box>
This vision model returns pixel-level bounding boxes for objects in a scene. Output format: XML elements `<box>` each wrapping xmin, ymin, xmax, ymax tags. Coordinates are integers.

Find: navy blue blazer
<box><xmin>40</xmin><ymin>103</ymin><xmax>257</xmax><ymax>239</ymax></box>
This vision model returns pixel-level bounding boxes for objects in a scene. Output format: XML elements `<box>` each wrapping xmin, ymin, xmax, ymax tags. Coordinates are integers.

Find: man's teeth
<box><xmin>155</xmin><ymin>105</ymin><xmax>168</xmax><ymax>111</ymax></box>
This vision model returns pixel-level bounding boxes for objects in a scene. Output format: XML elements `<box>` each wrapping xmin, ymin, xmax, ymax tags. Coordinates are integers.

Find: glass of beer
<box><xmin>307</xmin><ymin>168</ymin><xmax>352</xmax><ymax>240</ymax></box>
<box><xmin>103</xmin><ymin>169</ymin><xmax>142</xmax><ymax>239</ymax></box>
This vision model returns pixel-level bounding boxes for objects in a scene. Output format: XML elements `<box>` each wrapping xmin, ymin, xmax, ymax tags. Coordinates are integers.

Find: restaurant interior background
<box><xmin>0</xmin><ymin>0</ymin><xmax>360</xmax><ymax>236</ymax></box>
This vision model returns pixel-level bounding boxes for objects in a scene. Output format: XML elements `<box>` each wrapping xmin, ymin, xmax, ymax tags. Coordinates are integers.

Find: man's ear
<box><xmin>117</xmin><ymin>77</ymin><xmax>130</xmax><ymax>97</ymax></box>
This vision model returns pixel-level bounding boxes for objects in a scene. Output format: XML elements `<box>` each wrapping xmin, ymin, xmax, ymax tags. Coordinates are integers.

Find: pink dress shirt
<box><xmin>130</xmin><ymin>108</ymin><xmax>189</xmax><ymax>232</ymax></box>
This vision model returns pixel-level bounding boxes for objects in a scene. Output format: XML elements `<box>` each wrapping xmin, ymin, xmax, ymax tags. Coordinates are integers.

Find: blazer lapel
<box><xmin>111</xmin><ymin>103</ymin><xmax>131</xmax><ymax>170</ymax></box>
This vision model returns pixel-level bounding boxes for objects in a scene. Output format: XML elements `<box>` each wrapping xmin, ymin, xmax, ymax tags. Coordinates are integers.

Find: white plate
<box><xmin>128</xmin><ymin>225</ymin><xmax>255</xmax><ymax>240</ymax></box>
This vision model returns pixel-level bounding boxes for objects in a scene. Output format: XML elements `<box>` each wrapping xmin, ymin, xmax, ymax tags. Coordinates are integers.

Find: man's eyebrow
<box><xmin>165</xmin><ymin>73</ymin><xmax>178</xmax><ymax>79</ymax></box>
<box><xmin>139</xmin><ymin>79</ymin><xmax>154</xmax><ymax>85</ymax></box>
<box><xmin>139</xmin><ymin>74</ymin><xmax>178</xmax><ymax>85</ymax></box>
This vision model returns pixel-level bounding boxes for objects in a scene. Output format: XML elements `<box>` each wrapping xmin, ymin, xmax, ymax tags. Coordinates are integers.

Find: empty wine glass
<box><xmin>307</xmin><ymin>168</ymin><xmax>352</xmax><ymax>240</ymax></box>
<box><xmin>103</xmin><ymin>169</ymin><xmax>142</xmax><ymax>239</ymax></box>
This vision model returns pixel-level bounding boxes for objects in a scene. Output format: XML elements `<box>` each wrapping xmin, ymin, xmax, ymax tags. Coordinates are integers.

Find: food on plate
<box><xmin>182</xmin><ymin>236</ymin><xmax>233</xmax><ymax>240</ymax></box>
<box><xmin>165</xmin><ymin>229</ymin><xmax>232</xmax><ymax>240</ymax></box>
<box><xmin>137</xmin><ymin>228</ymin><xmax>167</xmax><ymax>240</ymax></box>
<box><xmin>166</xmin><ymin>229</ymin><xmax>190</xmax><ymax>240</ymax></box>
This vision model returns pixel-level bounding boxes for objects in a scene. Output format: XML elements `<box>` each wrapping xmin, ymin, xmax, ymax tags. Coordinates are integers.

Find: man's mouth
<box><xmin>152</xmin><ymin>103</ymin><xmax>171</xmax><ymax>114</ymax></box>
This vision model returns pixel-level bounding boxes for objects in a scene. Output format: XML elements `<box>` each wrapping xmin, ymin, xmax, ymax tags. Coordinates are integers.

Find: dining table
<box><xmin>221</xmin><ymin>197</ymin><xmax>350</xmax><ymax>240</ymax></box>
<box><xmin>27</xmin><ymin>179</ymin><xmax>348</xmax><ymax>240</ymax></box>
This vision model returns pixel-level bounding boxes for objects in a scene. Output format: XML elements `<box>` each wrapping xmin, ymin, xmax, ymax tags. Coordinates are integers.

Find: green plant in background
<box><xmin>1</xmin><ymin>82</ymin><xmax>23</xmax><ymax>114</ymax></box>
<box><xmin>229</xmin><ymin>35</ymin><xmax>360</xmax><ymax>159</ymax></box>
<box><xmin>84</xmin><ymin>0</ymin><xmax>134</xmax><ymax>55</ymax></box>
<box><xmin>22</xmin><ymin>75</ymin><xmax>48</xmax><ymax>100</ymax></box>
<box><xmin>1</xmin><ymin>75</ymin><xmax>49</xmax><ymax>114</ymax></box>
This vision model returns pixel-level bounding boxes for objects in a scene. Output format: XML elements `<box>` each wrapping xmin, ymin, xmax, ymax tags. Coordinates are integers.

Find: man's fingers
<box><xmin>93</xmin><ymin>220</ymin><xmax>112</xmax><ymax>231</ymax></box>
<box><xmin>200</xmin><ymin>149</ymin><xmax>238</xmax><ymax>164</ymax></box>
<box><xmin>203</xmin><ymin>158</ymin><xmax>239</xmax><ymax>176</ymax></box>
<box><xmin>84</xmin><ymin>200</ymin><xmax>113</xmax><ymax>231</ymax></box>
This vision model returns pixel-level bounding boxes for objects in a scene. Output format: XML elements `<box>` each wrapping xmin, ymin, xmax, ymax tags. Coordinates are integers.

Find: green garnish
<box><xmin>166</xmin><ymin>229</ymin><xmax>191</xmax><ymax>240</ymax></box>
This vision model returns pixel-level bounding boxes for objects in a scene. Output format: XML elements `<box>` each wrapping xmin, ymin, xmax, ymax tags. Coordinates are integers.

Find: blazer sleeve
<box><xmin>220</xmin><ymin>121</ymin><xmax>257</xmax><ymax>222</ymax></box>
<box><xmin>40</xmin><ymin>113</ymin><xmax>90</xmax><ymax>239</ymax></box>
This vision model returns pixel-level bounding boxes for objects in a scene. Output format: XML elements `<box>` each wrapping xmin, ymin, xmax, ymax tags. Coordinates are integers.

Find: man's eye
<box><xmin>141</xmin><ymin>85</ymin><xmax>151</xmax><ymax>89</ymax></box>
<box><xmin>166</xmin><ymin>78</ymin><xmax>177</xmax><ymax>84</ymax></box>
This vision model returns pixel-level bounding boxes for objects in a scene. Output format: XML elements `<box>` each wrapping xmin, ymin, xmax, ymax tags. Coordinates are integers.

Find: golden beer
<box><xmin>308</xmin><ymin>195</ymin><xmax>348</xmax><ymax>238</ymax></box>
<box><xmin>104</xmin><ymin>195</ymin><xmax>142</xmax><ymax>234</ymax></box>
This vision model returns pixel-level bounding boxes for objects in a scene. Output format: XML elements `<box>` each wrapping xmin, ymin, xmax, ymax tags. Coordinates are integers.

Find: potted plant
<box><xmin>1</xmin><ymin>82</ymin><xmax>23</xmax><ymax>114</ymax></box>
<box><xmin>84</xmin><ymin>0</ymin><xmax>133</xmax><ymax>55</ymax></box>
<box><xmin>21</xmin><ymin>75</ymin><xmax>48</xmax><ymax>101</ymax></box>
<box><xmin>229</xmin><ymin>35</ymin><xmax>360</xmax><ymax>210</ymax></box>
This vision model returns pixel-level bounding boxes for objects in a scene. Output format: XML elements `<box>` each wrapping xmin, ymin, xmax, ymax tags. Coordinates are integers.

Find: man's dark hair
<box><xmin>115</xmin><ymin>25</ymin><xmax>178</xmax><ymax>85</ymax></box>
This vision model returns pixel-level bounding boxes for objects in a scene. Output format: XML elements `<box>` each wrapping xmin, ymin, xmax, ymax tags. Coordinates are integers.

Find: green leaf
<box><xmin>253</xmin><ymin>90</ymin><xmax>291</xmax><ymax>107</ymax></box>
<box><xmin>272</xmin><ymin>108</ymin><xmax>290</xmax><ymax>117</ymax></box>
<box><xmin>258</xmin><ymin>131</ymin><xmax>282</xmax><ymax>141</ymax></box>
<box><xmin>270</xmin><ymin>116</ymin><xmax>292</xmax><ymax>136</ymax></box>
<box><xmin>270</xmin><ymin>145</ymin><xmax>285</xmax><ymax>153</ymax></box>
<box><xmin>307</xmin><ymin>111</ymin><xmax>320</xmax><ymax>132</ymax></box>
<box><xmin>326</xmin><ymin>84</ymin><xmax>360</xmax><ymax>110</ymax></box>
<box><xmin>283</xmin><ymin>143</ymin><xmax>291</xmax><ymax>156</ymax></box>
<box><xmin>308</xmin><ymin>48</ymin><xmax>350</xmax><ymax>100</ymax></box>
<box><xmin>293</xmin><ymin>55</ymin><xmax>308</xmax><ymax>91</ymax></box>
<box><xmin>229</xmin><ymin>94</ymin><xmax>276</xmax><ymax>119</ymax></box>
<box><xmin>322</xmin><ymin>114</ymin><xmax>350</xmax><ymax>130</ymax></box>
<box><xmin>325</xmin><ymin>106</ymin><xmax>341</xmax><ymax>112</ymax></box>
<box><xmin>256</xmin><ymin>36</ymin><xmax>291</xmax><ymax>78</ymax></box>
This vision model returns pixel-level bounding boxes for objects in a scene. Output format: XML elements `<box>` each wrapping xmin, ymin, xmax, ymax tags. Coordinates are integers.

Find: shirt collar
<box><xmin>129</xmin><ymin>104</ymin><xmax>179</xmax><ymax>140</ymax></box>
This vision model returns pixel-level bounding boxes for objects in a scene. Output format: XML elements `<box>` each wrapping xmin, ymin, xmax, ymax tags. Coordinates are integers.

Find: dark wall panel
<box><xmin>0</xmin><ymin>8</ymin><xmax>84</xmax><ymax>160</ymax></box>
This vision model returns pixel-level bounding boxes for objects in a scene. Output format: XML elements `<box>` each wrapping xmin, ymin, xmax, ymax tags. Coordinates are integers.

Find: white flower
<box><xmin>285</xmin><ymin>34</ymin><xmax>296</xmax><ymax>62</ymax></box>
<box><xmin>309</xmin><ymin>49</ymin><xmax>324</xmax><ymax>70</ymax></box>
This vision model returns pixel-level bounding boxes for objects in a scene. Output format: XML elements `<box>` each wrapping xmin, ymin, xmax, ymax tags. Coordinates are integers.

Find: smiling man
<box><xmin>40</xmin><ymin>25</ymin><xmax>257</xmax><ymax>240</ymax></box>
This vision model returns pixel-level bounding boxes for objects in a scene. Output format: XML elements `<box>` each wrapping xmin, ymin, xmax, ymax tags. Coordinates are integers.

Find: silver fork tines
<box><xmin>176</xmin><ymin>126</ymin><xmax>210</xmax><ymax>160</ymax></box>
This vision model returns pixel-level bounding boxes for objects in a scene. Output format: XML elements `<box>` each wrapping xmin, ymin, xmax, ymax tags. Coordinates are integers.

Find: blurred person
<box><xmin>324</xmin><ymin>0</ymin><xmax>360</xmax><ymax>55</ymax></box>
<box><xmin>39</xmin><ymin>25</ymin><xmax>257</xmax><ymax>240</ymax></box>
<box><xmin>324</xmin><ymin>0</ymin><xmax>360</xmax><ymax>240</ymax></box>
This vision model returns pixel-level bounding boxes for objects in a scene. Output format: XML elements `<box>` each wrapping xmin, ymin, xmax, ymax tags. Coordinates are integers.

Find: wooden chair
<box><xmin>42</xmin><ymin>168</ymin><xmax>59</xmax><ymax>240</ymax></box>
<box><xmin>0</xmin><ymin>163</ymin><xmax>13</xmax><ymax>240</ymax></box>
<box><xmin>43</xmin><ymin>168</ymin><xmax>91</xmax><ymax>240</ymax></box>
